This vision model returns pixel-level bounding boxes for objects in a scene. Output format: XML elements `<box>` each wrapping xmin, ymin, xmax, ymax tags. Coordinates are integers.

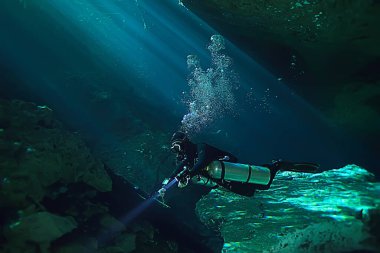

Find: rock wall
<box><xmin>0</xmin><ymin>99</ymin><xmax>190</xmax><ymax>253</ymax></box>
<box><xmin>182</xmin><ymin>0</ymin><xmax>380</xmax><ymax>151</ymax></box>
<box><xmin>0</xmin><ymin>99</ymin><xmax>112</xmax><ymax>208</ymax></box>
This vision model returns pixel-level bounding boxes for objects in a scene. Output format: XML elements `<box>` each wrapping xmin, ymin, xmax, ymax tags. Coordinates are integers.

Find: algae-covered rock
<box><xmin>0</xmin><ymin>99</ymin><xmax>111</xmax><ymax>209</ymax></box>
<box><xmin>5</xmin><ymin>212</ymin><xmax>77</xmax><ymax>243</ymax></box>
<box><xmin>3</xmin><ymin>212</ymin><xmax>77</xmax><ymax>253</ymax></box>
<box><xmin>196</xmin><ymin>165</ymin><xmax>380</xmax><ymax>252</ymax></box>
<box><xmin>182</xmin><ymin>0</ymin><xmax>380</xmax><ymax>72</ymax></box>
<box><xmin>269</xmin><ymin>220</ymin><xmax>368</xmax><ymax>253</ymax></box>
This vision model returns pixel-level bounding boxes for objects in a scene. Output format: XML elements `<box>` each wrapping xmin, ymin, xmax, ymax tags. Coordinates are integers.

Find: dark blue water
<box><xmin>1</xmin><ymin>2</ymin><xmax>379</xmax><ymax>253</ymax></box>
<box><xmin>0</xmin><ymin>0</ymin><xmax>376</xmax><ymax>172</ymax></box>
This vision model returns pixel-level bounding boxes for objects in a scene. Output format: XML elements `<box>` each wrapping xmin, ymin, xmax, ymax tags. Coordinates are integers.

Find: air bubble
<box><xmin>181</xmin><ymin>35</ymin><xmax>238</xmax><ymax>135</ymax></box>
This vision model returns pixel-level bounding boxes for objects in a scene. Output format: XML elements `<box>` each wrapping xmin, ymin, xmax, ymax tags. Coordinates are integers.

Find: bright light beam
<box><xmin>97</xmin><ymin>178</ymin><xmax>178</xmax><ymax>245</ymax></box>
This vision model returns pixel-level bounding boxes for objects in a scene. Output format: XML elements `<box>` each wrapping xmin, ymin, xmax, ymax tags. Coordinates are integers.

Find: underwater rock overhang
<box><xmin>181</xmin><ymin>0</ymin><xmax>380</xmax><ymax>160</ymax></box>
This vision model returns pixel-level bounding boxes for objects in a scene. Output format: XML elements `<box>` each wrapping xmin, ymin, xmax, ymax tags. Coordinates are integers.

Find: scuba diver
<box><xmin>158</xmin><ymin>131</ymin><xmax>319</xmax><ymax>198</ymax></box>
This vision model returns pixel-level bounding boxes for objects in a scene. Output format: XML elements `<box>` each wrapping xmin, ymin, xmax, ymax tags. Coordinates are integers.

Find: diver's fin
<box><xmin>279</xmin><ymin>161</ymin><xmax>320</xmax><ymax>173</ymax></box>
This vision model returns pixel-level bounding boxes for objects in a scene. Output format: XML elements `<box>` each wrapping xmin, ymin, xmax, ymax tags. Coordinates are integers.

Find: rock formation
<box><xmin>182</xmin><ymin>0</ymin><xmax>380</xmax><ymax>150</ymax></box>
<box><xmin>196</xmin><ymin>165</ymin><xmax>380</xmax><ymax>252</ymax></box>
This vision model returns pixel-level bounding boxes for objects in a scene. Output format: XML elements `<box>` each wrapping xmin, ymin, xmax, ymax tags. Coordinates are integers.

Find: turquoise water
<box><xmin>1</xmin><ymin>0</ymin><xmax>372</xmax><ymax>169</ymax></box>
<box><xmin>0</xmin><ymin>1</ymin><xmax>379</xmax><ymax>252</ymax></box>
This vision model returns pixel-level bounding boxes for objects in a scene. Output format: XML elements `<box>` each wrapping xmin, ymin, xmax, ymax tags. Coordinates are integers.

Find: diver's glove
<box><xmin>157</xmin><ymin>187</ymin><xmax>166</xmax><ymax>198</ymax></box>
<box><xmin>160</xmin><ymin>165</ymin><xmax>191</xmax><ymax>191</ymax></box>
<box><xmin>175</xmin><ymin>166</ymin><xmax>191</xmax><ymax>188</ymax></box>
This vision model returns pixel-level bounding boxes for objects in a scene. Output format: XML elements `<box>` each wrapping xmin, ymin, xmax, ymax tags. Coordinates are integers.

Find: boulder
<box><xmin>4</xmin><ymin>212</ymin><xmax>77</xmax><ymax>253</ymax></box>
<box><xmin>0</xmin><ymin>99</ymin><xmax>111</xmax><ymax>209</ymax></box>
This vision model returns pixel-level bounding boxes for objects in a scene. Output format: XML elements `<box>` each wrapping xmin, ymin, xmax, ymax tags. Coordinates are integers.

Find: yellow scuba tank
<box><xmin>204</xmin><ymin>161</ymin><xmax>271</xmax><ymax>185</ymax></box>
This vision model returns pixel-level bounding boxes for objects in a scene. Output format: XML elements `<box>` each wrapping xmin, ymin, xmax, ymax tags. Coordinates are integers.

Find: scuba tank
<box><xmin>200</xmin><ymin>161</ymin><xmax>271</xmax><ymax>186</ymax></box>
<box><xmin>191</xmin><ymin>160</ymin><xmax>319</xmax><ymax>187</ymax></box>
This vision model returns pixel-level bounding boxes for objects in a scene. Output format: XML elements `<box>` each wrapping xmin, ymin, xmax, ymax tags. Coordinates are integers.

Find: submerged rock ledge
<box><xmin>196</xmin><ymin>165</ymin><xmax>380</xmax><ymax>253</ymax></box>
<box><xmin>0</xmin><ymin>99</ymin><xmax>222</xmax><ymax>253</ymax></box>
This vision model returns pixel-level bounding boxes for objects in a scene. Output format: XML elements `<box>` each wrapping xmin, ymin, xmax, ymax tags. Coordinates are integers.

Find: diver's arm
<box><xmin>189</xmin><ymin>144</ymin><xmax>208</xmax><ymax>177</ymax></box>
<box><xmin>168</xmin><ymin>158</ymin><xmax>189</xmax><ymax>180</ymax></box>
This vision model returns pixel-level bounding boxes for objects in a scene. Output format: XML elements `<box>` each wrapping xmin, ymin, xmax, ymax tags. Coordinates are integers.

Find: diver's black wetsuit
<box><xmin>169</xmin><ymin>141</ymin><xmax>267</xmax><ymax>197</ymax></box>
<box><xmin>167</xmin><ymin>132</ymin><xmax>319</xmax><ymax>197</ymax></box>
<box><xmin>170</xmin><ymin>142</ymin><xmax>236</xmax><ymax>178</ymax></box>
